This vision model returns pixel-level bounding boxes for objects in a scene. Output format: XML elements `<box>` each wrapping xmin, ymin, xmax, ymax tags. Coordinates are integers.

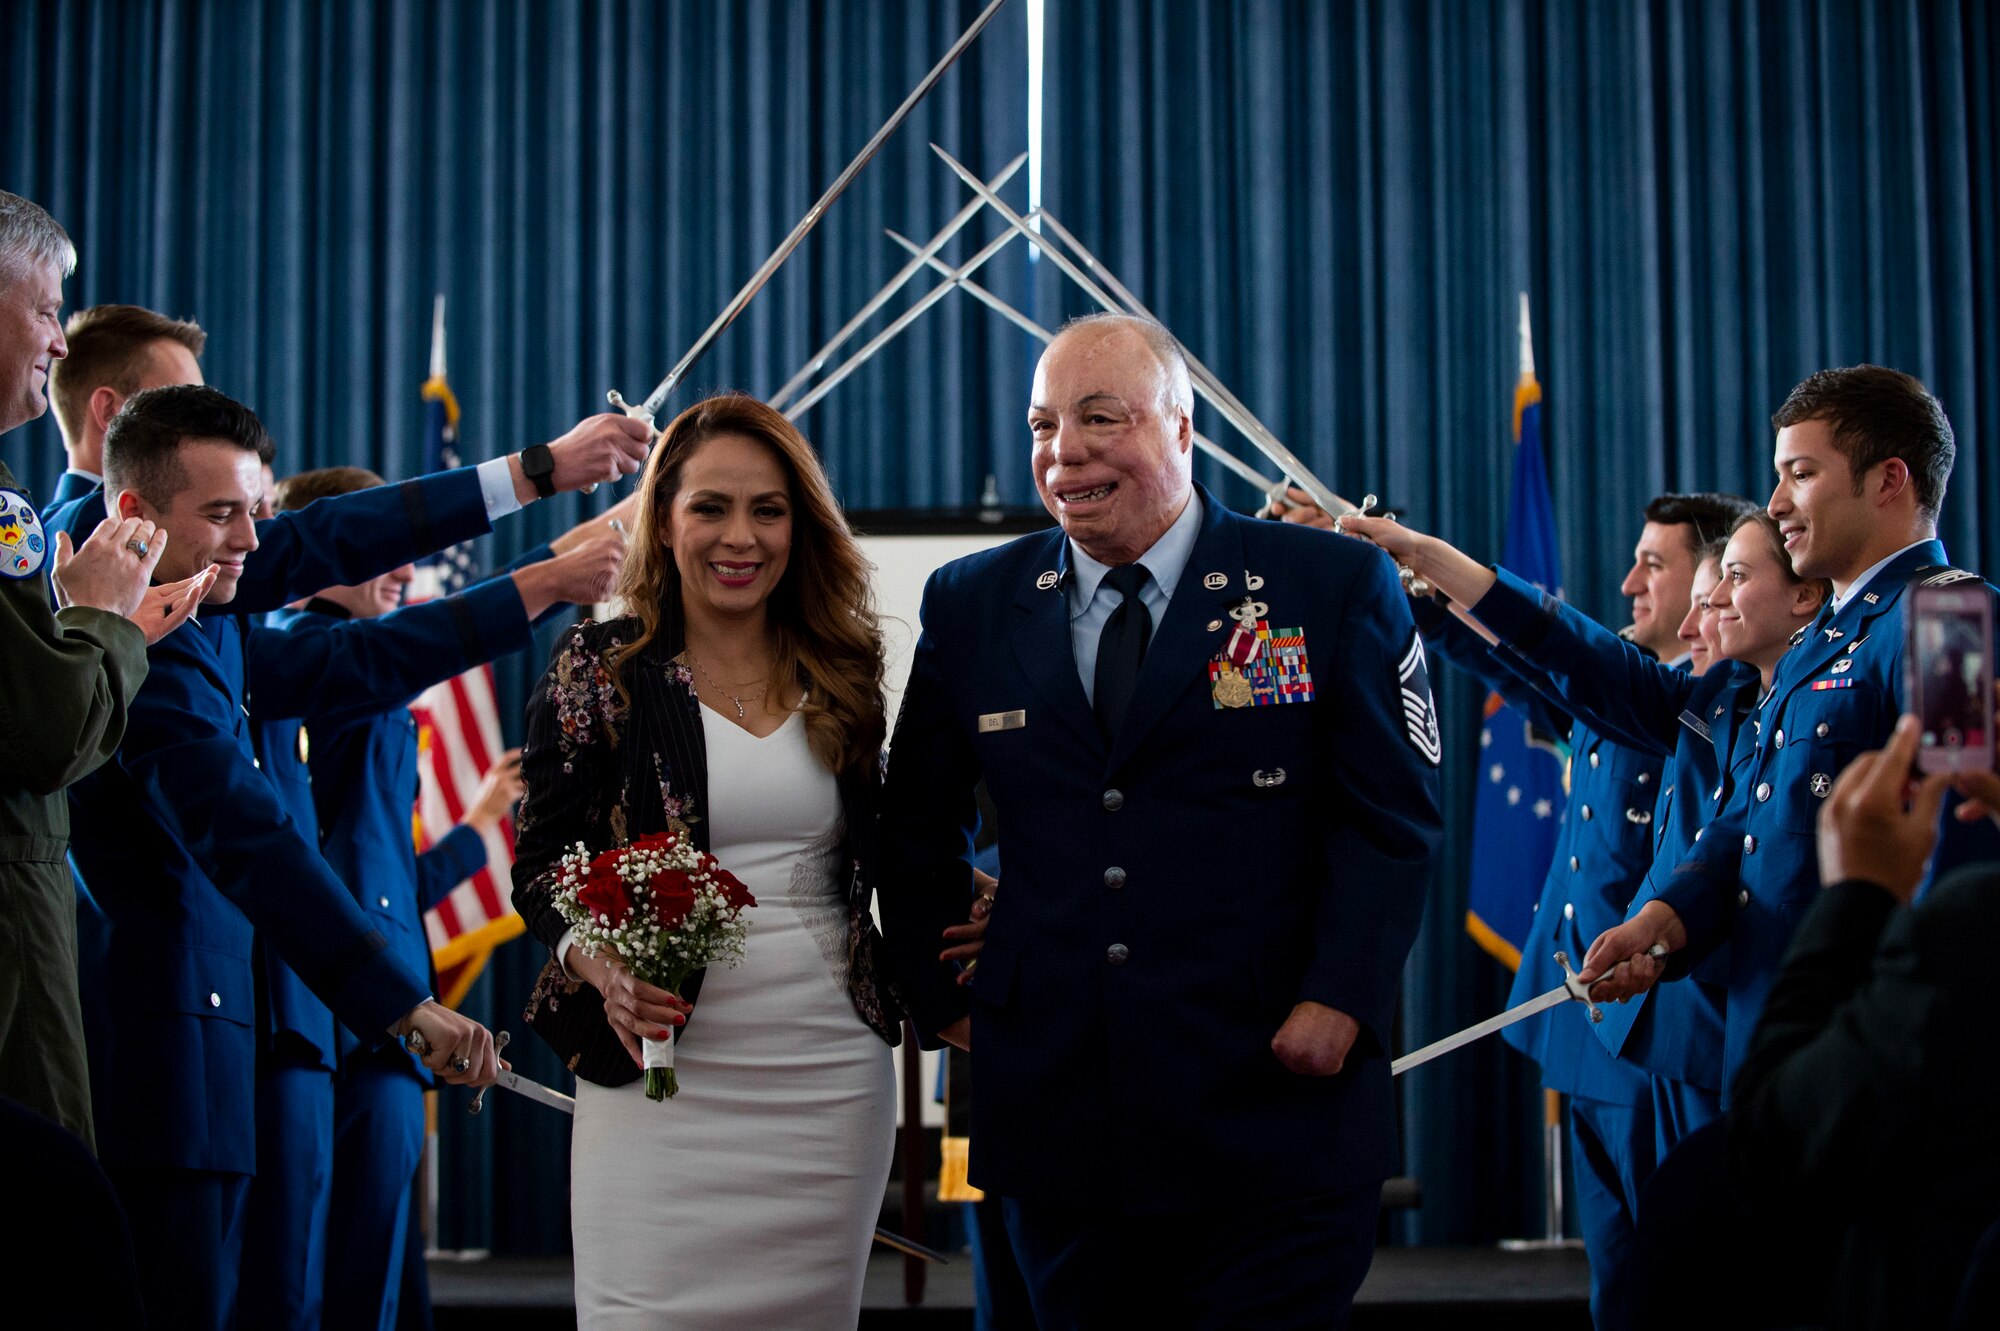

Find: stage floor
<box><xmin>431</xmin><ymin>1244</ymin><xmax>1591</xmax><ymax>1329</ymax></box>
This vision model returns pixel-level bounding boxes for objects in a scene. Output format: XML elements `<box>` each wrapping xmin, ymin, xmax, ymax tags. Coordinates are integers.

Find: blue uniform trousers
<box><xmin>110</xmin><ymin>1167</ymin><xmax>252</xmax><ymax>1331</ymax></box>
<box><xmin>1649</xmin><ymin>1075</ymin><xmax>1721</xmax><ymax>1165</ymax></box>
<box><xmin>240</xmin><ymin>1057</ymin><xmax>335</xmax><ymax>1330</ymax></box>
<box><xmin>326</xmin><ymin>1059</ymin><xmax>425</xmax><ymax>1331</ymax></box>
<box><xmin>1003</xmin><ymin>1183</ymin><xmax>1381</xmax><ymax>1331</ymax></box>
<box><xmin>1571</xmin><ymin>1095</ymin><xmax>1658</xmax><ymax>1331</ymax></box>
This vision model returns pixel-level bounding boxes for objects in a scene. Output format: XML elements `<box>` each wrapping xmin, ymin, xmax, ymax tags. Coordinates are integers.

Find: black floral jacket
<box><xmin>512</xmin><ymin>616</ymin><xmax>906</xmax><ymax>1085</ymax></box>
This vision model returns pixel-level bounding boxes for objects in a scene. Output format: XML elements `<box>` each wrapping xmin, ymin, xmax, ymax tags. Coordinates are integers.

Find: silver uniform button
<box><xmin>1104</xmin><ymin>867</ymin><xmax>1126</xmax><ymax>889</ymax></box>
<box><xmin>1744</xmin><ymin>835</ymin><xmax>1758</xmax><ymax>854</ymax></box>
<box><xmin>1580</xmin><ymin>805</ymin><xmax>1593</xmax><ymax>822</ymax></box>
<box><xmin>1637</xmin><ymin>771</ymin><xmax>1651</xmax><ymax>785</ymax></box>
<box><xmin>1568</xmin><ymin>856</ymin><xmax>1579</xmax><ymax>871</ymax></box>
<box><xmin>1563</xmin><ymin>902</ymin><xmax>1575</xmax><ymax>921</ymax></box>
<box><xmin>378</xmin><ymin>896</ymin><xmax>391</xmax><ymax>908</ymax></box>
<box><xmin>1589</xmin><ymin>751</ymin><xmax>1600</xmax><ymax>769</ymax></box>
<box><xmin>209</xmin><ymin>992</ymin><xmax>222</xmax><ymax>1008</ymax></box>
<box><xmin>1106</xmin><ymin>944</ymin><xmax>1130</xmax><ymax>966</ymax></box>
<box><xmin>1737</xmin><ymin>890</ymin><xmax>1750</xmax><ymax>909</ymax></box>
<box><xmin>1694</xmin><ymin>827</ymin><xmax>1705</xmax><ymax>842</ymax></box>
<box><xmin>1102</xmin><ymin>789</ymin><xmax>1124</xmax><ymax>811</ymax></box>
<box><xmin>1755</xmin><ymin>783</ymin><xmax>1772</xmax><ymax>802</ymax></box>
<box><xmin>1713</xmin><ymin>786</ymin><xmax>1723</xmax><ymax>802</ymax></box>
<box><xmin>1774</xmin><ymin>730</ymin><xmax>1785</xmax><ymax>748</ymax></box>
<box><xmin>1816</xmin><ymin>722</ymin><xmax>1830</xmax><ymax>738</ymax></box>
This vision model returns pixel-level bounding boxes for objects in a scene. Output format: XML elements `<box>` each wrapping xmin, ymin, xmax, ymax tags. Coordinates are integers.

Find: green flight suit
<box><xmin>0</xmin><ymin>461</ymin><xmax>148</xmax><ymax>1147</ymax></box>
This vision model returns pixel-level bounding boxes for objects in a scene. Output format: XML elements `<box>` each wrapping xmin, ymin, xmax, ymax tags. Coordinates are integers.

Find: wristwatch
<box><xmin>520</xmin><ymin>443</ymin><xmax>557</xmax><ymax>499</ymax></box>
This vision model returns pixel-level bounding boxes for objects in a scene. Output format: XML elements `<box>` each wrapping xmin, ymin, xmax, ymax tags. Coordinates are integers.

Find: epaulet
<box><xmin>1915</xmin><ymin>565</ymin><xmax>1983</xmax><ymax>588</ymax></box>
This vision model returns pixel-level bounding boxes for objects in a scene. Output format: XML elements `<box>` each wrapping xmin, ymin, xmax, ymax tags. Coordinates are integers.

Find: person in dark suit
<box><xmin>51</xmin><ymin>382</ymin><xmax>640</xmax><ymax>1330</ymax></box>
<box><xmin>878</xmin><ymin>314</ymin><xmax>1444</xmax><ymax>1330</ymax></box>
<box><xmin>1633</xmin><ymin>712</ymin><xmax>2000</xmax><ymax>1330</ymax></box>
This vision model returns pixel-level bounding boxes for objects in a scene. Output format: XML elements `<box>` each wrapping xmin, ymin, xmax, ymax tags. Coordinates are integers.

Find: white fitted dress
<box><xmin>569</xmin><ymin>706</ymin><xmax>897</xmax><ymax>1328</ymax></box>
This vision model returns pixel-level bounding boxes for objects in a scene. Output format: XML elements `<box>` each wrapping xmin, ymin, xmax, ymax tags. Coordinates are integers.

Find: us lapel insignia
<box><xmin>1203</xmin><ymin>572</ymin><xmax>1228</xmax><ymax>590</ymax></box>
<box><xmin>1863</xmin><ymin>592</ymin><xmax>1880</xmax><ymax>604</ymax></box>
<box><xmin>1035</xmin><ymin>570</ymin><xmax>1059</xmax><ymax>591</ymax></box>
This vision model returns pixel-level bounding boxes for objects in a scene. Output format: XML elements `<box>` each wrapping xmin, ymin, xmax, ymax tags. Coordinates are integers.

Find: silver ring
<box><xmin>125</xmin><ymin>538</ymin><xmax>148</xmax><ymax>556</ymax></box>
<box><xmin>451</xmin><ymin>1055</ymin><xmax>471</xmax><ymax>1074</ymax></box>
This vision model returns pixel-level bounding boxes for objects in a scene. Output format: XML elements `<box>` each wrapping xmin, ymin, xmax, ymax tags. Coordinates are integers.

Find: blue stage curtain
<box><xmin>2</xmin><ymin>0</ymin><xmax>1027</xmax><ymax>1257</ymax></box>
<box><xmin>1042</xmin><ymin>0</ymin><xmax>1998</xmax><ymax>1244</ymax></box>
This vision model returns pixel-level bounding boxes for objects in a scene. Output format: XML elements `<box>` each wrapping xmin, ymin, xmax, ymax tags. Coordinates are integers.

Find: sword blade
<box><xmin>628</xmin><ymin>0</ymin><xmax>1010</xmax><ymax>422</ymax></box>
<box><xmin>873</xmin><ymin>1227</ymin><xmax>950</xmax><ymax>1264</ymax></box>
<box><xmin>488</xmin><ymin>1069</ymin><xmax>578</xmax><ymax>1115</ymax></box>
<box><xmin>768</xmin><ymin>152</ymin><xmax>1027</xmax><ymax>410</ymax></box>
<box><xmin>883</xmin><ymin>226</ymin><xmax>1282</xmax><ymax>496</ymax></box>
<box><xmin>1390</xmin><ymin>984</ymin><xmax>1575</xmax><ymax>1076</ymax></box>
<box><xmin>930</xmin><ymin>140</ymin><xmax>1354</xmax><ymax>517</ymax></box>
<box><xmin>782</xmin><ymin>222</ymin><xmax>1026</xmax><ymax>422</ymax></box>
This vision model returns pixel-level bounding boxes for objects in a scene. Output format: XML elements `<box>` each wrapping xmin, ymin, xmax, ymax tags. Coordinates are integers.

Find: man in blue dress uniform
<box><xmin>881</xmin><ymin>314</ymin><xmax>1443</xmax><ymax>1330</ymax></box>
<box><xmin>1583</xmin><ymin>366</ymin><xmax>1996</xmax><ymax>1092</ymax></box>
<box><xmin>45</xmin><ymin>304</ymin><xmax>207</xmax><ymax>518</ymax></box>
<box><xmin>55</xmin><ymin>384</ymin><xmax>645</xmax><ymax>1329</ymax></box>
<box><xmin>253</xmin><ymin>464</ymin><xmax>619</xmax><ymax>1331</ymax></box>
<box><xmin>1350</xmin><ymin>494</ymin><xmax>1750</xmax><ymax>1330</ymax></box>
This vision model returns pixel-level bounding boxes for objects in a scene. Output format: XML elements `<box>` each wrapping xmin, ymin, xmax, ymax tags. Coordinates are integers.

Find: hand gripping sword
<box><xmin>607</xmin><ymin>0</ymin><xmax>1009</xmax><ymax>432</ymax></box>
<box><xmin>463</xmin><ymin>1033</ymin><xmax>950</xmax><ymax>1264</ymax></box>
<box><xmin>1391</xmin><ymin>952</ymin><xmax>1600</xmax><ymax>1077</ymax></box>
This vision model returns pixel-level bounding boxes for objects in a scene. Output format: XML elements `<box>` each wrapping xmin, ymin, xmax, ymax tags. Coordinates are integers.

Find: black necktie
<box><xmin>1093</xmin><ymin>564</ymin><xmax>1152</xmax><ymax>739</ymax></box>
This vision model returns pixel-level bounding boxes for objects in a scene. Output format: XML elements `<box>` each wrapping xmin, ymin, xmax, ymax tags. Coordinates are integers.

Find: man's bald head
<box><xmin>1029</xmin><ymin>314</ymin><xmax>1196</xmax><ymax>566</ymax></box>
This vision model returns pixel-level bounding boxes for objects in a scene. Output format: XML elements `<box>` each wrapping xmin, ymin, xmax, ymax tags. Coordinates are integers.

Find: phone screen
<box><xmin>1905</xmin><ymin>583</ymin><xmax>1995</xmax><ymax>774</ymax></box>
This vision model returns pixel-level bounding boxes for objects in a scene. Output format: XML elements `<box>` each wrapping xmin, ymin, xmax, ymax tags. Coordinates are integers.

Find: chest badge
<box><xmin>0</xmin><ymin>489</ymin><xmax>48</xmax><ymax>580</ymax></box>
<box><xmin>1829</xmin><ymin>658</ymin><xmax>1853</xmax><ymax>674</ymax></box>
<box><xmin>1253</xmin><ymin>768</ymin><xmax>1287</xmax><ymax>788</ymax></box>
<box><xmin>1810</xmin><ymin>773</ymin><xmax>1832</xmax><ymax>797</ymax></box>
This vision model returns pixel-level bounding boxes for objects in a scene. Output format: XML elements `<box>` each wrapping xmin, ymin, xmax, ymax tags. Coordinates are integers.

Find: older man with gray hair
<box><xmin>883</xmin><ymin>312</ymin><xmax>1443</xmax><ymax>1329</ymax></box>
<box><xmin>0</xmin><ymin>189</ymin><xmax>205</xmax><ymax>1145</ymax></box>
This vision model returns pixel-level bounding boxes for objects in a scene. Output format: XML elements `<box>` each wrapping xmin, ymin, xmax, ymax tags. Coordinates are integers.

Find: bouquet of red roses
<box><xmin>552</xmin><ymin>832</ymin><xmax>757</xmax><ymax>1100</ymax></box>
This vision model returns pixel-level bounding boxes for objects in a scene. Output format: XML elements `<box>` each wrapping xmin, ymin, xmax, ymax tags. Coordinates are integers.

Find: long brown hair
<box><xmin>605</xmin><ymin>394</ymin><xmax>886</xmax><ymax>774</ymax></box>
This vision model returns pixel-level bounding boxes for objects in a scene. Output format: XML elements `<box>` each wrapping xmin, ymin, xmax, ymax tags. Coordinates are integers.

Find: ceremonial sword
<box><xmin>1391</xmin><ymin>946</ymin><xmax>1667</xmax><ymax>1076</ymax></box>
<box><xmin>881</xmin><ymin>227</ymin><xmax>1285</xmax><ymax>497</ymax></box>
<box><xmin>607</xmin><ymin>0</ymin><xmax>1009</xmax><ymax>431</ymax></box>
<box><xmin>463</xmin><ymin>1034</ymin><xmax>950</xmax><ymax>1264</ymax></box>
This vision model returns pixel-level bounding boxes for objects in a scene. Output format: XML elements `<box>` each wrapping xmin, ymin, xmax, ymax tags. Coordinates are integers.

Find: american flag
<box><xmin>408</xmin><ymin>298</ymin><xmax>524</xmax><ymax>1008</ymax></box>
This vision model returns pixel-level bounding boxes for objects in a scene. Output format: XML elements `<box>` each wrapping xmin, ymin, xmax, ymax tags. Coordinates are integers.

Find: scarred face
<box><xmin>1028</xmin><ymin>323</ymin><xmax>1193</xmax><ymax>567</ymax></box>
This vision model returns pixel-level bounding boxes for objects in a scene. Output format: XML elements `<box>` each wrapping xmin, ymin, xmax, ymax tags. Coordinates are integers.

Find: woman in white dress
<box><xmin>512</xmin><ymin>394</ymin><xmax>928</xmax><ymax>1327</ymax></box>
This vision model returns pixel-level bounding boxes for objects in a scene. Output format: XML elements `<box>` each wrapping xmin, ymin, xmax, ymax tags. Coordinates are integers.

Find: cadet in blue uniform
<box><xmin>260</xmin><ymin>464</ymin><xmax>621</xmax><ymax>1331</ymax></box>
<box><xmin>1358</xmin><ymin>493</ymin><xmax>1750</xmax><ymax>1330</ymax></box>
<box><xmin>881</xmin><ymin>315</ymin><xmax>1443</xmax><ymax>1330</ymax></box>
<box><xmin>56</xmin><ymin>384</ymin><xmax>644</xmax><ymax>1330</ymax></box>
<box><xmin>45</xmin><ymin>304</ymin><xmax>209</xmax><ymax>520</ymax></box>
<box><xmin>1582</xmin><ymin>366</ymin><xmax>1997</xmax><ymax>1095</ymax></box>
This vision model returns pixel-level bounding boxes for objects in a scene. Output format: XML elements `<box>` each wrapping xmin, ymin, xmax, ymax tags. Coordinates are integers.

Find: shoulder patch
<box><xmin>1398</xmin><ymin>631</ymin><xmax>1442</xmax><ymax>766</ymax></box>
<box><xmin>0</xmin><ymin>489</ymin><xmax>48</xmax><ymax>580</ymax></box>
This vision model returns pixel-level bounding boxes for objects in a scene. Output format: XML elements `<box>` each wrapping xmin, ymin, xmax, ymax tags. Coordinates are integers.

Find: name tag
<box><xmin>977</xmin><ymin>709</ymin><xmax>1027</xmax><ymax>733</ymax></box>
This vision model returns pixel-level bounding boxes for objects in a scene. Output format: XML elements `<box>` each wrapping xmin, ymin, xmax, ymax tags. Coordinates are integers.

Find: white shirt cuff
<box><xmin>555</xmin><ymin>927</ymin><xmax>583</xmax><ymax>982</ymax></box>
<box><xmin>476</xmin><ymin>456</ymin><xmax>524</xmax><ymax>521</ymax></box>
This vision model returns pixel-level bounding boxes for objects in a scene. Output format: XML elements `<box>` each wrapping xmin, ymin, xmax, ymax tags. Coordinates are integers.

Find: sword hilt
<box><xmin>466</xmin><ymin>1031</ymin><xmax>511</xmax><ymax>1115</ymax></box>
<box><xmin>1554</xmin><ymin>952</ymin><xmax>1604</xmax><ymax>1024</ymax></box>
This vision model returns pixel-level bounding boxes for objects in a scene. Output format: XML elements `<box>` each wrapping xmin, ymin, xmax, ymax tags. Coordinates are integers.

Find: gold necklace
<box><xmin>685</xmin><ymin>650</ymin><xmax>770</xmax><ymax>720</ymax></box>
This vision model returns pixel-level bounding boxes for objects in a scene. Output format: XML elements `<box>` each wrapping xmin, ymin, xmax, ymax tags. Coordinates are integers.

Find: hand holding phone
<box><xmin>1905</xmin><ymin>583</ymin><xmax>1995</xmax><ymax>774</ymax></box>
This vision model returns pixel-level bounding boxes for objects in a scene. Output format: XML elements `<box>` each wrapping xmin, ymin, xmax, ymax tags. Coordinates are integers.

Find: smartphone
<box><xmin>1905</xmin><ymin>582</ymin><xmax>1995</xmax><ymax>774</ymax></box>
